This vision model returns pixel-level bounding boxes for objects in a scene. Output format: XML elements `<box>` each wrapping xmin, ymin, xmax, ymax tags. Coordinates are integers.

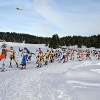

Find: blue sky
<box><xmin>0</xmin><ymin>0</ymin><xmax>100</xmax><ymax>37</ymax></box>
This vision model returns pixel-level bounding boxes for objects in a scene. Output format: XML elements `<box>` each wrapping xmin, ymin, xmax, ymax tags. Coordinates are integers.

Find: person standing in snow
<box><xmin>21</xmin><ymin>47</ymin><xmax>29</xmax><ymax>69</ymax></box>
<box><xmin>44</xmin><ymin>49</ymin><xmax>50</xmax><ymax>65</ymax></box>
<box><xmin>36</xmin><ymin>51</ymin><xmax>44</xmax><ymax>68</ymax></box>
<box><xmin>57</xmin><ymin>50</ymin><xmax>62</xmax><ymax>62</ymax></box>
<box><xmin>86</xmin><ymin>49</ymin><xmax>91</xmax><ymax>60</ymax></box>
<box><xmin>9</xmin><ymin>47</ymin><xmax>18</xmax><ymax>67</ymax></box>
<box><xmin>70</xmin><ymin>49</ymin><xmax>74</xmax><ymax>60</ymax></box>
<box><xmin>49</xmin><ymin>50</ymin><xmax>55</xmax><ymax>63</ymax></box>
<box><xmin>61</xmin><ymin>50</ymin><xmax>67</xmax><ymax>63</ymax></box>
<box><xmin>0</xmin><ymin>43</ymin><xmax>9</xmax><ymax>72</ymax></box>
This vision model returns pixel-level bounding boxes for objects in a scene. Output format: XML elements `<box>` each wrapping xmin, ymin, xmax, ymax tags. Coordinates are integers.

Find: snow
<box><xmin>0</xmin><ymin>42</ymin><xmax>100</xmax><ymax>100</ymax></box>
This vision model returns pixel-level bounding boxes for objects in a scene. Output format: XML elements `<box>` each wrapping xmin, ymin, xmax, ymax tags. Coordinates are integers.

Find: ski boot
<box><xmin>9</xmin><ymin>62</ymin><xmax>13</xmax><ymax>68</ymax></box>
<box><xmin>16</xmin><ymin>62</ymin><xmax>19</xmax><ymax>68</ymax></box>
<box><xmin>1</xmin><ymin>70</ymin><xmax>4</xmax><ymax>72</ymax></box>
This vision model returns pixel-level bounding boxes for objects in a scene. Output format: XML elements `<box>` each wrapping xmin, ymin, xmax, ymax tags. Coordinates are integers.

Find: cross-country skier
<box><xmin>57</xmin><ymin>50</ymin><xmax>62</xmax><ymax>62</ymax></box>
<box><xmin>70</xmin><ymin>49</ymin><xmax>74</xmax><ymax>60</ymax></box>
<box><xmin>44</xmin><ymin>49</ymin><xmax>50</xmax><ymax>65</ymax></box>
<box><xmin>62</xmin><ymin>50</ymin><xmax>67</xmax><ymax>63</ymax></box>
<box><xmin>20</xmin><ymin>47</ymin><xmax>29</xmax><ymax>69</ymax></box>
<box><xmin>9</xmin><ymin>47</ymin><xmax>18</xmax><ymax>67</ymax></box>
<box><xmin>36</xmin><ymin>51</ymin><xmax>43</xmax><ymax>68</ymax></box>
<box><xmin>0</xmin><ymin>43</ymin><xmax>9</xmax><ymax>72</ymax></box>
<box><xmin>49</xmin><ymin>50</ymin><xmax>55</xmax><ymax>63</ymax></box>
<box><xmin>86</xmin><ymin>49</ymin><xmax>91</xmax><ymax>60</ymax></box>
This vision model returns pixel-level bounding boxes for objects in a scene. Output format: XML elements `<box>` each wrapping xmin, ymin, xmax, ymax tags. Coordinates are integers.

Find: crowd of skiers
<box><xmin>0</xmin><ymin>43</ymin><xmax>100</xmax><ymax>72</ymax></box>
<box><xmin>0</xmin><ymin>43</ymin><xmax>33</xmax><ymax>72</ymax></box>
<box><xmin>34</xmin><ymin>47</ymin><xmax>100</xmax><ymax>68</ymax></box>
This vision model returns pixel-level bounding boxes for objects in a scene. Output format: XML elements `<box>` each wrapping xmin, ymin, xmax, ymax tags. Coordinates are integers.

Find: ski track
<box><xmin>0</xmin><ymin>58</ymin><xmax>84</xmax><ymax>100</ymax></box>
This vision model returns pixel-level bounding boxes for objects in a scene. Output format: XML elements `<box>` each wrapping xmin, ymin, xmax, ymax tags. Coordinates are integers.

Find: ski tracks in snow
<box><xmin>0</xmin><ymin>60</ymin><xmax>80</xmax><ymax>100</ymax></box>
<box><xmin>0</xmin><ymin>59</ymin><xmax>100</xmax><ymax>100</ymax></box>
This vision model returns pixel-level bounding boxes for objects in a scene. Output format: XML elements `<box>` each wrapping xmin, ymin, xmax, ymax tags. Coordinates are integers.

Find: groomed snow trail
<box><xmin>0</xmin><ymin>60</ymin><xmax>86</xmax><ymax>100</ymax></box>
<box><xmin>1</xmin><ymin>58</ymin><xmax>100</xmax><ymax>100</ymax></box>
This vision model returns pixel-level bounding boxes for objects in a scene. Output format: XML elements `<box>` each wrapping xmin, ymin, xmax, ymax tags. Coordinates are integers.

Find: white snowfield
<box><xmin>0</xmin><ymin>42</ymin><xmax>100</xmax><ymax>100</ymax></box>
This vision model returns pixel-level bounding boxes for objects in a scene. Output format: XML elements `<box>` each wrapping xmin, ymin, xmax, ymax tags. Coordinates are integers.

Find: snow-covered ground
<box><xmin>0</xmin><ymin>42</ymin><xmax>100</xmax><ymax>100</ymax></box>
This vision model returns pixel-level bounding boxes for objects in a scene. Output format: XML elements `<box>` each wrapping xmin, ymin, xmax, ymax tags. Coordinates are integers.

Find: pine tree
<box><xmin>49</xmin><ymin>34</ymin><xmax>60</xmax><ymax>49</ymax></box>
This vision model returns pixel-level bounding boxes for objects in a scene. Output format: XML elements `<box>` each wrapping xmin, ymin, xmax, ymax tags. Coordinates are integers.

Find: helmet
<box><xmin>10</xmin><ymin>47</ymin><xmax>13</xmax><ymax>49</ymax></box>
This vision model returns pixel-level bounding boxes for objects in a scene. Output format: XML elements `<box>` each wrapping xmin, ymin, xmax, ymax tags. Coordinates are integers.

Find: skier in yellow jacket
<box><xmin>9</xmin><ymin>47</ymin><xmax>18</xmax><ymax>67</ymax></box>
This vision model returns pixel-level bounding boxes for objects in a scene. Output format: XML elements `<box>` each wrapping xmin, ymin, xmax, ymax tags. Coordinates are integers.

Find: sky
<box><xmin>0</xmin><ymin>42</ymin><xmax>100</xmax><ymax>100</ymax></box>
<box><xmin>0</xmin><ymin>0</ymin><xmax>100</xmax><ymax>37</ymax></box>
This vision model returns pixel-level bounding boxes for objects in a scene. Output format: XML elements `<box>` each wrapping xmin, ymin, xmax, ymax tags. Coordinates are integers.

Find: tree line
<box><xmin>49</xmin><ymin>34</ymin><xmax>100</xmax><ymax>49</ymax></box>
<box><xmin>0</xmin><ymin>32</ymin><xmax>100</xmax><ymax>48</ymax></box>
<box><xmin>0</xmin><ymin>32</ymin><xmax>51</xmax><ymax>44</ymax></box>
